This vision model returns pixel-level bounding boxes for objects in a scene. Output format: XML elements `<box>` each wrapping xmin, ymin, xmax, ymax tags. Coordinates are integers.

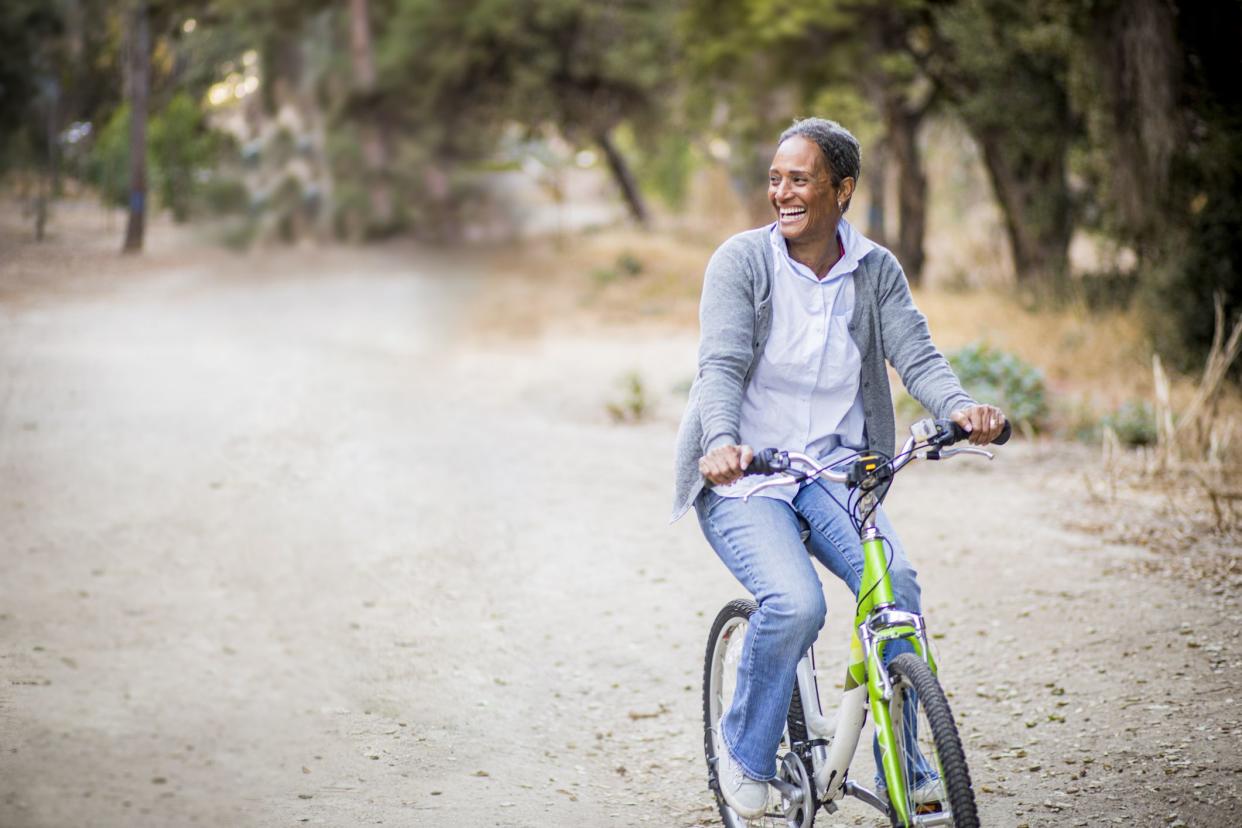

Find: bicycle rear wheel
<box><xmin>885</xmin><ymin>653</ymin><xmax>979</xmax><ymax>828</ymax></box>
<box><xmin>703</xmin><ymin>599</ymin><xmax>815</xmax><ymax>828</ymax></box>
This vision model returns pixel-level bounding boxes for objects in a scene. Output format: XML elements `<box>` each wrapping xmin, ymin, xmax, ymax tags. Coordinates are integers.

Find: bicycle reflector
<box><xmin>846</xmin><ymin>453</ymin><xmax>892</xmax><ymax>490</ymax></box>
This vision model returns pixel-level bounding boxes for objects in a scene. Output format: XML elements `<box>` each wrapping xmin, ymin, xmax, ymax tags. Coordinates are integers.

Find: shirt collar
<box><xmin>768</xmin><ymin>218</ymin><xmax>877</xmax><ymax>282</ymax></box>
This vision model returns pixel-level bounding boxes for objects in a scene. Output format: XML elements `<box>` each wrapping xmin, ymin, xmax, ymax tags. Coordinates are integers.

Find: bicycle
<box><xmin>702</xmin><ymin>417</ymin><xmax>1011</xmax><ymax>828</ymax></box>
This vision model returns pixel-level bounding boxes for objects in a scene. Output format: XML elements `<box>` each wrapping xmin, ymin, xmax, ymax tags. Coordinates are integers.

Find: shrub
<box><xmin>616</xmin><ymin>251</ymin><xmax>644</xmax><ymax>276</ymax></box>
<box><xmin>195</xmin><ymin>175</ymin><xmax>249</xmax><ymax>216</ymax></box>
<box><xmin>87</xmin><ymin>95</ymin><xmax>232</xmax><ymax>221</ymax></box>
<box><xmin>948</xmin><ymin>342</ymin><xmax>1050</xmax><ymax>432</ymax></box>
<box><xmin>606</xmin><ymin>372</ymin><xmax>649</xmax><ymax>423</ymax></box>
<box><xmin>1099</xmin><ymin>399</ymin><xmax>1158</xmax><ymax>447</ymax></box>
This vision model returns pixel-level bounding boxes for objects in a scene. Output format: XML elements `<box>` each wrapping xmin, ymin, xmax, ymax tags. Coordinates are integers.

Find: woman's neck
<box><xmin>788</xmin><ymin>224</ymin><xmax>842</xmax><ymax>280</ymax></box>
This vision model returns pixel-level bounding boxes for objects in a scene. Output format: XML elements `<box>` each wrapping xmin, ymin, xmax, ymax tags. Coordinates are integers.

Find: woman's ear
<box><xmin>839</xmin><ymin>177</ymin><xmax>856</xmax><ymax>205</ymax></box>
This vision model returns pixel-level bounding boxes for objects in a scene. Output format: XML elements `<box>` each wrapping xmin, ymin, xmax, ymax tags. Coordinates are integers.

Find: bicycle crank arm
<box><xmin>842</xmin><ymin>780</ymin><xmax>887</xmax><ymax>812</ymax></box>
<box><xmin>769</xmin><ymin>777</ymin><xmax>804</xmax><ymax>804</ymax></box>
<box><xmin>843</xmin><ymin>780</ymin><xmax>955</xmax><ymax>826</ymax></box>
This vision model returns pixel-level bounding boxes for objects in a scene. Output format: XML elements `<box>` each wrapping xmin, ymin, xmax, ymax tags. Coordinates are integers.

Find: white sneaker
<box><xmin>878</xmin><ymin>775</ymin><xmax>945</xmax><ymax>807</ymax></box>
<box><xmin>714</xmin><ymin>734</ymin><xmax>769</xmax><ymax>819</ymax></box>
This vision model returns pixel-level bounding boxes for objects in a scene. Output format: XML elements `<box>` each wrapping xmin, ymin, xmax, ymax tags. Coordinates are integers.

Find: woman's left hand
<box><xmin>950</xmin><ymin>404</ymin><xmax>1007</xmax><ymax>445</ymax></box>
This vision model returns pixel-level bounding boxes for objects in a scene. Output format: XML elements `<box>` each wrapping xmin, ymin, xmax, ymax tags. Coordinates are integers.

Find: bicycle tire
<box><xmin>885</xmin><ymin>653</ymin><xmax>979</xmax><ymax>828</ymax></box>
<box><xmin>703</xmin><ymin>599</ymin><xmax>816</xmax><ymax>828</ymax></box>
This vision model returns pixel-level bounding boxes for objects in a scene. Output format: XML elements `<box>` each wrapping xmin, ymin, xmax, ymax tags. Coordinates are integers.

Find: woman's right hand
<box><xmin>699</xmin><ymin>444</ymin><xmax>755</xmax><ymax>486</ymax></box>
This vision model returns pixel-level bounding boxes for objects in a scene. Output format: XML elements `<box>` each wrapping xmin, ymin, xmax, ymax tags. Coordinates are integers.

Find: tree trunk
<box><xmin>348</xmin><ymin>0</ymin><xmax>393</xmax><ymax>234</ymax></box>
<box><xmin>596</xmin><ymin>128</ymin><xmax>648</xmax><ymax>226</ymax></box>
<box><xmin>46</xmin><ymin>77</ymin><xmax>61</xmax><ymax>200</ymax></box>
<box><xmin>976</xmin><ymin>130</ymin><xmax>1073</xmax><ymax>289</ymax></box>
<box><xmin>865</xmin><ymin>6</ymin><xmax>928</xmax><ymax>284</ymax></box>
<box><xmin>864</xmin><ymin>135</ymin><xmax>888</xmax><ymax>249</ymax></box>
<box><xmin>122</xmin><ymin>1</ymin><xmax>149</xmax><ymax>254</ymax></box>
<box><xmin>886</xmin><ymin>106</ymin><xmax>927</xmax><ymax>286</ymax></box>
<box><xmin>1090</xmin><ymin>0</ymin><xmax>1181</xmax><ymax>241</ymax></box>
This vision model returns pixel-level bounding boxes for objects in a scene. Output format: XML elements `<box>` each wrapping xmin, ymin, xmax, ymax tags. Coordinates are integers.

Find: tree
<box><xmin>1078</xmin><ymin>0</ymin><xmax>1242</xmax><ymax>366</ymax></box>
<box><xmin>376</xmin><ymin>0</ymin><xmax>679</xmax><ymax>230</ymax></box>
<box><xmin>0</xmin><ymin>0</ymin><xmax>67</xmax><ymax>240</ymax></box>
<box><xmin>922</xmin><ymin>0</ymin><xmax>1078</xmax><ymax>290</ymax></box>
<box><xmin>122</xmin><ymin>0</ymin><xmax>152</xmax><ymax>252</ymax></box>
<box><xmin>347</xmin><ymin>0</ymin><xmax>395</xmax><ymax>233</ymax></box>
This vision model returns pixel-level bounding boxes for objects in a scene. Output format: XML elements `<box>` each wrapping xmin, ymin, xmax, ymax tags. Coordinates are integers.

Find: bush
<box><xmin>616</xmin><ymin>251</ymin><xmax>644</xmax><ymax>276</ymax></box>
<box><xmin>948</xmin><ymin>342</ymin><xmax>1050</xmax><ymax>432</ymax></box>
<box><xmin>605</xmin><ymin>372</ymin><xmax>649</xmax><ymax>423</ymax></box>
<box><xmin>1099</xmin><ymin>400</ymin><xmax>1158</xmax><ymax>447</ymax></box>
<box><xmin>86</xmin><ymin>104</ymin><xmax>131</xmax><ymax>208</ymax></box>
<box><xmin>195</xmin><ymin>175</ymin><xmax>249</xmax><ymax>216</ymax></box>
<box><xmin>86</xmin><ymin>95</ymin><xmax>232</xmax><ymax>221</ymax></box>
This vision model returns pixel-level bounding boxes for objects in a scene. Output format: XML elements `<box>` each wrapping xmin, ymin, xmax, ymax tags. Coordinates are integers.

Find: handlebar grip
<box><xmin>744</xmin><ymin>448</ymin><xmax>788</xmax><ymax>476</ymax></box>
<box><xmin>944</xmin><ymin>418</ymin><xmax>1012</xmax><ymax>445</ymax></box>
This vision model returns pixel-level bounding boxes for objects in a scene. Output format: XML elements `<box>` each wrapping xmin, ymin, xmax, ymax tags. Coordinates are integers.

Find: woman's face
<box><xmin>768</xmin><ymin>136</ymin><xmax>852</xmax><ymax>245</ymax></box>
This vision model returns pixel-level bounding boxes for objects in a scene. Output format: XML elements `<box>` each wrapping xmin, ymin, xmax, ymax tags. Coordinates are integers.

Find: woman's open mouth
<box><xmin>778</xmin><ymin>207</ymin><xmax>807</xmax><ymax>225</ymax></box>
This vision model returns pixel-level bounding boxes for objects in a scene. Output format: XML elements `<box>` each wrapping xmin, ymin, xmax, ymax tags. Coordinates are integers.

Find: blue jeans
<box><xmin>696</xmin><ymin>481</ymin><xmax>924</xmax><ymax>782</ymax></box>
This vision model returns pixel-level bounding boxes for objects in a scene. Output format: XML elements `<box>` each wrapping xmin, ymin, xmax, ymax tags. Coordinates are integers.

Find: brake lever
<box><xmin>937</xmin><ymin>446</ymin><xmax>995</xmax><ymax>461</ymax></box>
<box><xmin>741</xmin><ymin>474</ymin><xmax>803</xmax><ymax>501</ymax></box>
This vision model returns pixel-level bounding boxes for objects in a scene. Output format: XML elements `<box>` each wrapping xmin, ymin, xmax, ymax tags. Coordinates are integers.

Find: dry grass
<box><xmin>471</xmin><ymin>226</ymin><xmax>1238</xmax><ymax>428</ymax></box>
<box><xmin>470</xmin><ymin>228</ymin><xmax>708</xmax><ymax>338</ymax></box>
<box><xmin>1074</xmin><ymin>301</ymin><xmax>1242</xmax><ymax>586</ymax></box>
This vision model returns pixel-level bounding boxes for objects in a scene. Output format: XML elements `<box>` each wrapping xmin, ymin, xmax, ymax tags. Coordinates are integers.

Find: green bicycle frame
<box><xmin>849</xmin><ymin>492</ymin><xmax>936</xmax><ymax>828</ymax></box>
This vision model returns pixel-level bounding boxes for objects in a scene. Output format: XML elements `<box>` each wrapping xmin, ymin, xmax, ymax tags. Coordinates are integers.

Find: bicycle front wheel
<box><xmin>886</xmin><ymin>653</ymin><xmax>979</xmax><ymax>828</ymax></box>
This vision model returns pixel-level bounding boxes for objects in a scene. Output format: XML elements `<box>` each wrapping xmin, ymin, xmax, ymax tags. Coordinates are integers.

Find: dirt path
<box><xmin>1</xmin><ymin>241</ymin><xmax>1238</xmax><ymax>827</ymax></box>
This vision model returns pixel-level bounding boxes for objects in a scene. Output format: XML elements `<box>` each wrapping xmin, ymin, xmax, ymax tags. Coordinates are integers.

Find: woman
<box><xmin>671</xmin><ymin>117</ymin><xmax>1004</xmax><ymax>818</ymax></box>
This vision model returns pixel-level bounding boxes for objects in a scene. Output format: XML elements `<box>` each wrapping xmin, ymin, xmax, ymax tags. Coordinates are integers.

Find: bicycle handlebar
<box><xmin>734</xmin><ymin>416</ymin><xmax>1011</xmax><ymax>499</ymax></box>
<box><xmin>743</xmin><ymin>447</ymin><xmax>790</xmax><ymax>476</ymax></box>
<box><xmin>944</xmin><ymin>418</ymin><xmax>1012</xmax><ymax>446</ymax></box>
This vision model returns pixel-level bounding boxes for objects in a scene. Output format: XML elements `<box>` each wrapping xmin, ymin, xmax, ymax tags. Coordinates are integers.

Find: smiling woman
<box><xmin>768</xmin><ymin>121</ymin><xmax>859</xmax><ymax>277</ymax></box>
<box><xmin>672</xmin><ymin>116</ymin><xmax>1007</xmax><ymax>820</ymax></box>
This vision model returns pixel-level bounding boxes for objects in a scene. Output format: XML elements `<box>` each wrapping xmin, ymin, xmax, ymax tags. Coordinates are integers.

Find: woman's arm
<box><xmin>696</xmin><ymin>240</ymin><xmax>757</xmax><ymax>455</ymax></box>
<box><xmin>874</xmin><ymin>251</ymin><xmax>977</xmax><ymax>419</ymax></box>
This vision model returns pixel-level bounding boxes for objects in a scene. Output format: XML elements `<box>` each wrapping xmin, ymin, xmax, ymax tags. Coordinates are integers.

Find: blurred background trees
<box><xmin>0</xmin><ymin>0</ymin><xmax>1238</xmax><ymax>367</ymax></box>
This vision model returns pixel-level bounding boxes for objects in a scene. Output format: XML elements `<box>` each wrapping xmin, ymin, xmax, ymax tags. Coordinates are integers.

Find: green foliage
<box><xmin>624</xmin><ymin>127</ymin><xmax>696</xmax><ymax>210</ymax></box>
<box><xmin>88</xmin><ymin>95</ymin><xmax>234</xmax><ymax>221</ymax></box>
<box><xmin>948</xmin><ymin>343</ymin><xmax>1050</xmax><ymax>432</ymax></box>
<box><xmin>0</xmin><ymin>0</ymin><xmax>63</xmax><ymax>171</ymax></box>
<box><xmin>616</xmin><ymin>251</ymin><xmax>644</xmax><ymax>277</ymax></box>
<box><xmin>378</xmin><ymin>0</ymin><xmax>679</xmax><ymax>149</ymax></box>
<box><xmin>1139</xmin><ymin>119</ymin><xmax>1242</xmax><ymax>372</ymax></box>
<box><xmin>149</xmin><ymin>93</ymin><xmax>231</xmax><ymax>221</ymax></box>
<box><xmin>87</xmin><ymin>104</ymin><xmax>133</xmax><ymax>208</ymax></box>
<box><xmin>197</xmin><ymin>176</ymin><xmax>250</xmax><ymax>216</ymax></box>
<box><xmin>1099</xmin><ymin>400</ymin><xmax>1158</xmax><ymax>447</ymax></box>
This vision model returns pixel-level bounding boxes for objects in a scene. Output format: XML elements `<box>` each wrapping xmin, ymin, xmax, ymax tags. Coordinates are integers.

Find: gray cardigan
<box><xmin>671</xmin><ymin>226</ymin><xmax>976</xmax><ymax>522</ymax></box>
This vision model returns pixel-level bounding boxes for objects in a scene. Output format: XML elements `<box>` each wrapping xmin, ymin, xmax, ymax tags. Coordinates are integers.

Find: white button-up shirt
<box><xmin>714</xmin><ymin>218</ymin><xmax>876</xmax><ymax>502</ymax></box>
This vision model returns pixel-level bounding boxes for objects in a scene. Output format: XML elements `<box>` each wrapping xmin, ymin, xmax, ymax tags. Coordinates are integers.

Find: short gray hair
<box><xmin>778</xmin><ymin>118</ymin><xmax>861</xmax><ymax>211</ymax></box>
